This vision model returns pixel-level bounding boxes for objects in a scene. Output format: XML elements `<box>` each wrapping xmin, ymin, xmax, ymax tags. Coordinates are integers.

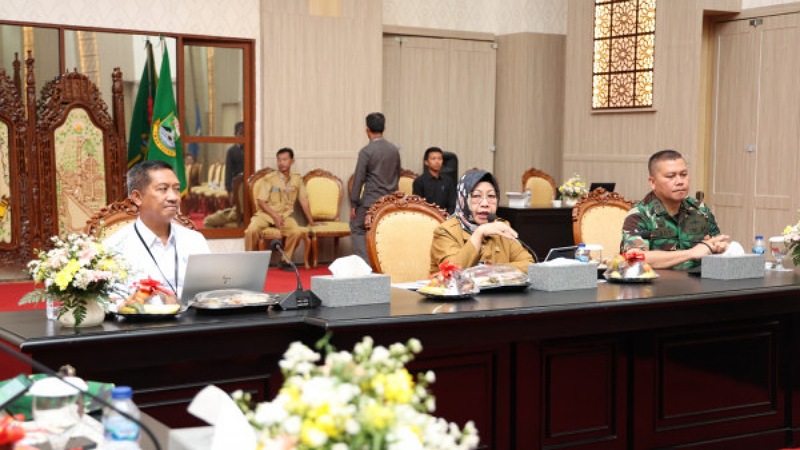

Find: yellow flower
<box><xmin>54</xmin><ymin>259</ymin><xmax>80</xmax><ymax>290</ymax></box>
<box><xmin>384</xmin><ymin>370</ymin><xmax>414</xmax><ymax>404</ymax></box>
<box><xmin>280</xmin><ymin>385</ymin><xmax>306</xmax><ymax>414</ymax></box>
<box><xmin>300</xmin><ymin>418</ymin><xmax>328</xmax><ymax>447</ymax></box>
<box><xmin>362</xmin><ymin>403</ymin><xmax>393</xmax><ymax>430</ymax></box>
<box><xmin>311</xmin><ymin>410</ymin><xmax>339</xmax><ymax>438</ymax></box>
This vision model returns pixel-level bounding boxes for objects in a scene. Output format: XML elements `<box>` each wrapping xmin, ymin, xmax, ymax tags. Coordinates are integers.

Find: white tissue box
<box><xmin>701</xmin><ymin>254</ymin><xmax>765</xmax><ymax>280</ymax></box>
<box><xmin>528</xmin><ymin>262</ymin><xmax>598</xmax><ymax>291</ymax></box>
<box><xmin>506</xmin><ymin>192</ymin><xmax>527</xmax><ymax>208</ymax></box>
<box><xmin>311</xmin><ymin>274</ymin><xmax>392</xmax><ymax>307</ymax></box>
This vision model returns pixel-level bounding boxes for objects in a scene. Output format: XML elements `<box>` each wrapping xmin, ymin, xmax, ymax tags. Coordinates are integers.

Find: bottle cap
<box><xmin>578</xmin><ymin>243</ymin><xmax>585</xmax><ymax>247</ymax></box>
<box><xmin>111</xmin><ymin>386</ymin><xmax>133</xmax><ymax>399</ymax></box>
<box><xmin>756</xmin><ymin>235</ymin><xmax>763</xmax><ymax>239</ymax></box>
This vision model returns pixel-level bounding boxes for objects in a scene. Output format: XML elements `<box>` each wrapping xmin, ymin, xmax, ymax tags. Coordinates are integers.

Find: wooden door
<box><xmin>382</xmin><ymin>35</ymin><xmax>496</xmax><ymax>178</ymax></box>
<box><xmin>712</xmin><ymin>14</ymin><xmax>800</xmax><ymax>245</ymax></box>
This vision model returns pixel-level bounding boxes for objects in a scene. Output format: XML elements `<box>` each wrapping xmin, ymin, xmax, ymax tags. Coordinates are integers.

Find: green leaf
<box><xmin>18</xmin><ymin>290</ymin><xmax>46</xmax><ymax>306</ymax></box>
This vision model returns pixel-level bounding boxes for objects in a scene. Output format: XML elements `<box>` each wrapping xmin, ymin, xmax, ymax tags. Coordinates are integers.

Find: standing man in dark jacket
<box><xmin>349</xmin><ymin>112</ymin><xmax>401</xmax><ymax>263</ymax></box>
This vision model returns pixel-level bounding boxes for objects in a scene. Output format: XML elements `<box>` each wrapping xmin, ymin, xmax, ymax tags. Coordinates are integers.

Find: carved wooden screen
<box><xmin>0</xmin><ymin>57</ymin><xmax>33</xmax><ymax>267</ymax></box>
<box><xmin>35</xmin><ymin>68</ymin><xmax>127</xmax><ymax>239</ymax></box>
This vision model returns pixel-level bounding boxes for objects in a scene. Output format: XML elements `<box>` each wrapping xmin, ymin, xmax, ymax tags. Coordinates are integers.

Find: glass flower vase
<box><xmin>46</xmin><ymin>298</ymin><xmax>62</xmax><ymax>321</ymax></box>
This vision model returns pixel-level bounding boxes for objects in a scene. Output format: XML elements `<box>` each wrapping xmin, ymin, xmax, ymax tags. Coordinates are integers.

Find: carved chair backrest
<box><xmin>35</xmin><ymin>67</ymin><xmax>127</xmax><ymax>240</ymax></box>
<box><xmin>0</xmin><ymin>54</ymin><xmax>34</xmax><ymax>267</ymax></box>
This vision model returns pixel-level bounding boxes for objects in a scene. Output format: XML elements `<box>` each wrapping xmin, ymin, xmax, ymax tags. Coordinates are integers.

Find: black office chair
<box><xmin>442</xmin><ymin>151</ymin><xmax>458</xmax><ymax>182</ymax></box>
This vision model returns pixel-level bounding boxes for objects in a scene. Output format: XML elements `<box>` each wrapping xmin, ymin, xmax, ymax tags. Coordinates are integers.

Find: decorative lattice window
<box><xmin>592</xmin><ymin>0</ymin><xmax>656</xmax><ymax>109</ymax></box>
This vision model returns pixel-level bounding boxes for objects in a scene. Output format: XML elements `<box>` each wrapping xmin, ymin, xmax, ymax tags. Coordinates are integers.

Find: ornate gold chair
<box><xmin>202</xmin><ymin>162</ymin><xmax>229</xmax><ymax>212</ymax></box>
<box><xmin>0</xmin><ymin>54</ymin><xmax>34</xmax><ymax>267</ymax></box>
<box><xmin>303</xmin><ymin>169</ymin><xmax>351</xmax><ymax>267</ymax></box>
<box><xmin>398</xmin><ymin>168</ymin><xmax>418</xmax><ymax>196</ymax></box>
<box><xmin>246</xmin><ymin>168</ymin><xmax>310</xmax><ymax>268</ymax></box>
<box><xmin>202</xmin><ymin>173</ymin><xmax>244</xmax><ymax>229</ymax></box>
<box><xmin>189</xmin><ymin>161</ymin><xmax>218</xmax><ymax>212</ymax></box>
<box><xmin>571</xmin><ymin>188</ymin><xmax>634</xmax><ymax>259</ymax></box>
<box><xmin>521</xmin><ymin>167</ymin><xmax>558</xmax><ymax>207</ymax></box>
<box><xmin>36</xmin><ymin>67</ymin><xmax>128</xmax><ymax>238</ymax></box>
<box><xmin>365</xmin><ymin>193</ymin><xmax>448</xmax><ymax>283</ymax></box>
<box><xmin>347</xmin><ymin>173</ymin><xmax>365</xmax><ymax>202</ymax></box>
<box><xmin>84</xmin><ymin>198</ymin><xmax>197</xmax><ymax>238</ymax></box>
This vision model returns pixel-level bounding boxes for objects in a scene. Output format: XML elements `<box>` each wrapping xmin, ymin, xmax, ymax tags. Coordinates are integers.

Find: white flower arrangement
<box><xmin>233</xmin><ymin>335</ymin><xmax>480</xmax><ymax>450</ymax></box>
<box><xmin>19</xmin><ymin>233</ymin><xmax>129</xmax><ymax>326</ymax></box>
<box><xmin>783</xmin><ymin>214</ymin><xmax>800</xmax><ymax>266</ymax></box>
<box><xmin>558</xmin><ymin>174</ymin><xmax>589</xmax><ymax>199</ymax></box>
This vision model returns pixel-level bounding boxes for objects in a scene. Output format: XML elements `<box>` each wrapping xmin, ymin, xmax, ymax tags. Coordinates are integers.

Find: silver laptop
<box><xmin>180</xmin><ymin>251</ymin><xmax>271</xmax><ymax>304</ymax></box>
<box><xmin>544</xmin><ymin>246</ymin><xmax>578</xmax><ymax>262</ymax></box>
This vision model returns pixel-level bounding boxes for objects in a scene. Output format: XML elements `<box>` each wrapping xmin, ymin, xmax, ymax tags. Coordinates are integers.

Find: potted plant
<box><xmin>558</xmin><ymin>174</ymin><xmax>589</xmax><ymax>207</ymax></box>
<box><xmin>233</xmin><ymin>335</ymin><xmax>480</xmax><ymax>449</ymax></box>
<box><xmin>19</xmin><ymin>233</ymin><xmax>129</xmax><ymax>327</ymax></box>
<box><xmin>783</xmin><ymin>213</ymin><xmax>800</xmax><ymax>267</ymax></box>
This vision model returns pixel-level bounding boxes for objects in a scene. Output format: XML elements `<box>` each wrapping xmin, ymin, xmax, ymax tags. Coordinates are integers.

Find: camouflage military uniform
<box><xmin>621</xmin><ymin>191</ymin><xmax>721</xmax><ymax>270</ymax></box>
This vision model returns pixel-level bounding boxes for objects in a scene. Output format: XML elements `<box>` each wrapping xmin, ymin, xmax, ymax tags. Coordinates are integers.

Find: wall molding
<box><xmin>383</xmin><ymin>25</ymin><xmax>494</xmax><ymax>42</ymax></box>
<box><xmin>563</xmin><ymin>154</ymin><xmax>650</xmax><ymax>163</ymax></box>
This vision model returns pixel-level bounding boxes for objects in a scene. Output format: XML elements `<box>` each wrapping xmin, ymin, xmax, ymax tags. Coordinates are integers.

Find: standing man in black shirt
<box><xmin>350</xmin><ymin>112</ymin><xmax>401</xmax><ymax>263</ymax></box>
<box><xmin>224</xmin><ymin>121</ymin><xmax>245</xmax><ymax>201</ymax></box>
<box><xmin>412</xmin><ymin>146</ymin><xmax>455</xmax><ymax>214</ymax></box>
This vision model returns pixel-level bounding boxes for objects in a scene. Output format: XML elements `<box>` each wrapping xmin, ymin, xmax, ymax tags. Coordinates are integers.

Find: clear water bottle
<box><xmin>103</xmin><ymin>386</ymin><xmax>141</xmax><ymax>449</ymax></box>
<box><xmin>753</xmin><ymin>235</ymin><xmax>765</xmax><ymax>255</ymax></box>
<box><xmin>575</xmin><ymin>243</ymin><xmax>590</xmax><ymax>263</ymax></box>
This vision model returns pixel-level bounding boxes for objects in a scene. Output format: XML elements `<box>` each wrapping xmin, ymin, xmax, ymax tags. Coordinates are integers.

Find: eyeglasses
<box><xmin>469</xmin><ymin>192</ymin><xmax>498</xmax><ymax>204</ymax></box>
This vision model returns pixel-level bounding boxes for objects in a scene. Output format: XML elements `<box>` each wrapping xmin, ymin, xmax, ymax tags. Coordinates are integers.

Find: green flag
<box><xmin>147</xmin><ymin>44</ymin><xmax>187</xmax><ymax>194</ymax></box>
<box><xmin>127</xmin><ymin>41</ymin><xmax>157</xmax><ymax>168</ymax></box>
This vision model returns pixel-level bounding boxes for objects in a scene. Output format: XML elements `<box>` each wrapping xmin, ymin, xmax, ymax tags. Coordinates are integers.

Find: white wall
<box><xmin>383</xmin><ymin>0</ymin><xmax>567</xmax><ymax>35</ymax></box>
<box><xmin>0</xmin><ymin>0</ymin><xmax>259</xmax><ymax>38</ymax></box>
<box><xmin>743</xmin><ymin>0</ymin><xmax>800</xmax><ymax>7</ymax></box>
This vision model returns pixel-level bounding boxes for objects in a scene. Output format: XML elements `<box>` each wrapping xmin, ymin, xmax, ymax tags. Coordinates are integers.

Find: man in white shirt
<box><xmin>104</xmin><ymin>160</ymin><xmax>210</xmax><ymax>298</ymax></box>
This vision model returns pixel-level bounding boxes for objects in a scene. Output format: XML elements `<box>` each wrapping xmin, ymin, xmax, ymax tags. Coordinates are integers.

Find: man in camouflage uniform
<box><xmin>245</xmin><ymin>148</ymin><xmax>315</xmax><ymax>269</ymax></box>
<box><xmin>621</xmin><ymin>149</ymin><xmax>729</xmax><ymax>270</ymax></box>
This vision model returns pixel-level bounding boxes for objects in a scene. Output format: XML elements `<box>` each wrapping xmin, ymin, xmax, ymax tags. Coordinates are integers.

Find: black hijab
<box><xmin>454</xmin><ymin>170</ymin><xmax>500</xmax><ymax>233</ymax></box>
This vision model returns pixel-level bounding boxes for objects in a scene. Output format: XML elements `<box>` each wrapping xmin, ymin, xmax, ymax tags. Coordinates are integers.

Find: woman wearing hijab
<box><xmin>430</xmin><ymin>170</ymin><xmax>533</xmax><ymax>274</ymax></box>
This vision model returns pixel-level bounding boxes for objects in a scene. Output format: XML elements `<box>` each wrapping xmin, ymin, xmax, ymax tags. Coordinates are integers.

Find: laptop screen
<box><xmin>544</xmin><ymin>246</ymin><xmax>578</xmax><ymax>262</ymax></box>
<box><xmin>180</xmin><ymin>251</ymin><xmax>271</xmax><ymax>304</ymax></box>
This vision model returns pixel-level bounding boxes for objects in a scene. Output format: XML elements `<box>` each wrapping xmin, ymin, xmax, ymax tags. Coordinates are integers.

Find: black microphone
<box><xmin>487</xmin><ymin>214</ymin><xmax>540</xmax><ymax>263</ymax></box>
<box><xmin>0</xmin><ymin>344</ymin><xmax>163</xmax><ymax>450</ymax></box>
<box><xmin>270</xmin><ymin>239</ymin><xmax>321</xmax><ymax>310</ymax></box>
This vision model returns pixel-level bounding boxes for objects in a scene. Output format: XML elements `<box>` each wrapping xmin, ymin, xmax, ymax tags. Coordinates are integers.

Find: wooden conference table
<box><xmin>2</xmin><ymin>270</ymin><xmax>800</xmax><ymax>449</ymax></box>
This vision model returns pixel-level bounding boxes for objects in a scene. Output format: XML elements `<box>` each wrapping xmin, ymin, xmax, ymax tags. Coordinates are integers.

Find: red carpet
<box><xmin>264</xmin><ymin>264</ymin><xmax>331</xmax><ymax>293</ymax></box>
<box><xmin>0</xmin><ymin>265</ymin><xmax>331</xmax><ymax>312</ymax></box>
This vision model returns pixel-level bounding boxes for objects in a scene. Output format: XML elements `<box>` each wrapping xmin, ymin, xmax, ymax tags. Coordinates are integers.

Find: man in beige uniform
<box><xmin>245</xmin><ymin>147</ymin><xmax>315</xmax><ymax>269</ymax></box>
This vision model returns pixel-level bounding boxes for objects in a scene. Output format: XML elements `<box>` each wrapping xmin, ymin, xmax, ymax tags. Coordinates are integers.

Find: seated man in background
<box><xmin>104</xmin><ymin>160</ymin><xmax>211</xmax><ymax>298</ymax></box>
<box><xmin>621</xmin><ymin>149</ymin><xmax>729</xmax><ymax>270</ymax></box>
<box><xmin>245</xmin><ymin>147</ymin><xmax>315</xmax><ymax>269</ymax></box>
<box><xmin>413</xmin><ymin>146</ymin><xmax>455</xmax><ymax>214</ymax></box>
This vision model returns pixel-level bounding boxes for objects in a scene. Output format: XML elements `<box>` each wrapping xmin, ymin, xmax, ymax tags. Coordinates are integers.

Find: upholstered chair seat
<box><xmin>398</xmin><ymin>168</ymin><xmax>418</xmax><ymax>196</ymax></box>
<box><xmin>365</xmin><ymin>192</ymin><xmax>448</xmax><ymax>283</ymax></box>
<box><xmin>304</xmin><ymin>169</ymin><xmax>351</xmax><ymax>267</ymax></box>
<box><xmin>571</xmin><ymin>187</ymin><xmax>635</xmax><ymax>259</ymax></box>
<box><xmin>522</xmin><ymin>167</ymin><xmax>558</xmax><ymax>207</ymax></box>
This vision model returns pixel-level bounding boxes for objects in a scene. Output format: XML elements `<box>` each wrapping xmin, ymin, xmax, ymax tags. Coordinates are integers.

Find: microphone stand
<box><xmin>0</xmin><ymin>343</ymin><xmax>162</xmax><ymax>450</ymax></box>
<box><xmin>270</xmin><ymin>239</ymin><xmax>322</xmax><ymax>310</ymax></box>
<box><xmin>488</xmin><ymin>214</ymin><xmax>540</xmax><ymax>263</ymax></box>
